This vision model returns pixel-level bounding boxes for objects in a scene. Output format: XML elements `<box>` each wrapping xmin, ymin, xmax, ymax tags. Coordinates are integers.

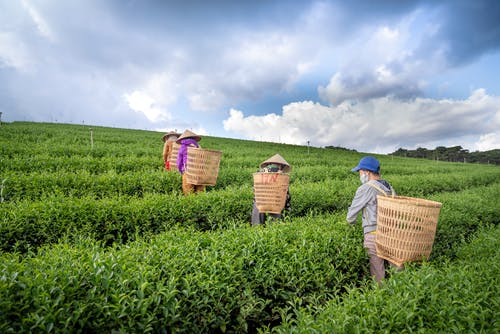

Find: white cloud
<box><xmin>122</xmin><ymin>72</ymin><xmax>179</xmax><ymax>123</ymax></box>
<box><xmin>474</xmin><ymin>132</ymin><xmax>500</xmax><ymax>151</ymax></box>
<box><xmin>223</xmin><ymin>108</ymin><xmax>296</xmax><ymax>143</ymax></box>
<box><xmin>0</xmin><ymin>33</ymin><xmax>33</xmax><ymax>70</ymax></box>
<box><xmin>223</xmin><ymin>89</ymin><xmax>500</xmax><ymax>153</ymax></box>
<box><xmin>124</xmin><ymin>90</ymin><xmax>170</xmax><ymax>123</ymax></box>
<box><xmin>188</xmin><ymin>89</ymin><xmax>225</xmax><ymax>112</ymax></box>
<box><xmin>143</xmin><ymin>72</ymin><xmax>178</xmax><ymax>107</ymax></box>
<box><xmin>21</xmin><ymin>0</ymin><xmax>56</xmax><ymax>42</ymax></box>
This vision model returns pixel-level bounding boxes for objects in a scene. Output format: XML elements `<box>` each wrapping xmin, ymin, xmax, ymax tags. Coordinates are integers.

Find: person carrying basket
<box><xmin>251</xmin><ymin>154</ymin><xmax>291</xmax><ymax>226</ymax></box>
<box><xmin>162</xmin><ymin>130</ymin><xmax>180</xmax><ymax>171</ymax></box>
<box><xmin>176</xmin><ymin>129</ymin><xmax>206</xmax><ymax>195</ymax></box>
<box><xmin>347</xmin><ymin>156</ymin><xmax>401</xmax><ymax>283</ymax></box>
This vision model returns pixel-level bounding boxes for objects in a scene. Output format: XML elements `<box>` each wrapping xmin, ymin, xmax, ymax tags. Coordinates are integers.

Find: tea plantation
<box><xmin>1</xmin><ymin>122</ymin><xmax>498</xmax><ymax>333</ymax></box>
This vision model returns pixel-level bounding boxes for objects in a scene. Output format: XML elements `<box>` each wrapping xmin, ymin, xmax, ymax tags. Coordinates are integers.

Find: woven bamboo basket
<box><xmin>185</xmin><ymin>147</ymin><xmax>222</xmax><ymax>185</ymax></box>
<box><xmin>168</xmin><ymin>142</ymin><xmax>180</xmax><ymax>171</ymax></box>
<box><xmin>375</xmin><ymin>195</ymin><xmax>442</xmax><ymax>267</ymax></box>
<box><xmin>253</xmin><ymin>172</ymin><xmax>289</xmax><ymax>214</ymax></box>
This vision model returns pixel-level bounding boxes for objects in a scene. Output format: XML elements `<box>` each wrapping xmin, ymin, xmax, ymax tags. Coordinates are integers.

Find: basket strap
<box><xmin>367</xmin><ymin>181</ymin><xmax>395</xmax><ymax>197</ymax></box>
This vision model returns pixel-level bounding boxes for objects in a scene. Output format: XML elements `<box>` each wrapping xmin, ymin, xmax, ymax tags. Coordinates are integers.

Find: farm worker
<box><xmin>251</xmin><ymin>154</ymin><xmax>291</xmax><ymax>226</ymax></box>
<box><xmin>176</xmin><ymin>129</ymin><xmax>206</xmax><ymax>195</ymax></box>
<box><xmin>162</xmin><ymin>130</ymin><xmax>180</xmax><ymax>171</ymax></box>
<box><xmin>346</xmin><ymin>156</ymin><xmax>401</xmax><ymax>283</ymax></box>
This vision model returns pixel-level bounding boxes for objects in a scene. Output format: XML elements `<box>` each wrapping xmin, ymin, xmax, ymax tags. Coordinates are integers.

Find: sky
<box><xmin>1</xmin><ymin>0</ymin><xmax>500</xmax><ymax>154</ymax></box>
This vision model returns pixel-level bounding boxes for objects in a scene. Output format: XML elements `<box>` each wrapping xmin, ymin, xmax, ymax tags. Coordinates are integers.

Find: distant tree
<box><xmin>389</xmin><ymin>146</ymin><xmax>499</xmax><ymax>165</ymax></box>
<box><xmin>435</xmin><ymin>146</ymin><xmax>447</xmax><ymax>160</ymax></box>
<box><xmin>391</xmin><ymin>148</ymin><xmax>408</xmax><ymax>157</ymax></box>
<box><xmin>324</xmin><ymin>146</ymin><xmax>357</xmax><ymax>152</ymax></box>
<box><xmin>415</xmin><ymin>147</ymin><xmax>430</xmax><ymax>159</ymax></box>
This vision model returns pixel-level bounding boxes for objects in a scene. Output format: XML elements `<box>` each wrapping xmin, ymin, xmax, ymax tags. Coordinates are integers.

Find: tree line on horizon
<box><xmin>390</xmin><ymin>145</ymin><xmax>500</xmax><ymax>165</ymax></box>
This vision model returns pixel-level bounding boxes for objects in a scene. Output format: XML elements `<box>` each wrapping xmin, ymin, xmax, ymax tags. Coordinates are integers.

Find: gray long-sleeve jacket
<box><xmin>346</xmin><ymin>179</ymin><xmax>395</xmax><ymax>234</ymax></box>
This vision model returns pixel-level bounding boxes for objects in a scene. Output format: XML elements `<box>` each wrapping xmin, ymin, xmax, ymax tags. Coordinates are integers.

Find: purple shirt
<box><xmin>176</xmin><ymin>138</ymin><xmax>200</xmax><ymax>174</ymax></box>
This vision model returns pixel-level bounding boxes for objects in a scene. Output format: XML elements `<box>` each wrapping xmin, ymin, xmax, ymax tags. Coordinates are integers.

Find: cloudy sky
<box><xmin>1</xmin><ymin>0</ymin><xmax>500</xmax><ymax>153</ymax></box>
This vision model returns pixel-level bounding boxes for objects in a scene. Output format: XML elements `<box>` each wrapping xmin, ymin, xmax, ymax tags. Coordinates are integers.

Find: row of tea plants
<box><xmin>1</xmin><ymin>121</ymin><xmax>499</xmax><ymax>332</ymax></box>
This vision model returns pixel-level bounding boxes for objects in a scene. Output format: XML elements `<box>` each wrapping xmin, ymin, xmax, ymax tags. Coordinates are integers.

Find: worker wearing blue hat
<box><xmin>347</xmin><ymin>156</ymin><xmax>400</xmax><ymax>282</ymax></box>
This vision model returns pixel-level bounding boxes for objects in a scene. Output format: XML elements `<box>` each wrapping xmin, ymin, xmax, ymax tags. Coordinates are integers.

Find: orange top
<box><xmin>163</xmin><ymin>140</ymin><xmax>174</xmax><ymax>161</ymax></box>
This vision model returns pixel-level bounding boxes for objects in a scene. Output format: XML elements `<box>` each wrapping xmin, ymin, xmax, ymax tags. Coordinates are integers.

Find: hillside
<box><xmin>1</xmin><ymin>121</ymin><xmax>499</xmax><ymax>332</ymax></box>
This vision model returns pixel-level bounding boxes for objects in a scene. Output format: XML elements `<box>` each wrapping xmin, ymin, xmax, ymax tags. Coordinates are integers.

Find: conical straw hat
<box><xmin>162</xmin><ymin>131</ymin><xmax>181</xmax><ymax>142</ymax></box>
<box><xmin>259</xmin><ymin>154</ymin><xmax>291</xmax><ymax>173</ymax></box>
<box><xmin>176</xmin><ymin>129</ymin><xmax>202</xmax><ymax>143</ymax></box>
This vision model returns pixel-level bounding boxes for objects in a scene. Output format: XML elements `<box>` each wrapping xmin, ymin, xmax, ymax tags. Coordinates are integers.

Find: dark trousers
<box><xmin>251</xmin><ymin>202</ymin><xmax>281</xmax><ymax>225</ymax></box>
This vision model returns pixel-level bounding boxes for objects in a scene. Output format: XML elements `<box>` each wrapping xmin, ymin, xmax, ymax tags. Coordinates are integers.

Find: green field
<box><xmin>1</xmin><ymin>122</ymin><xmax>499</xmax><ymax>333</ymax></box>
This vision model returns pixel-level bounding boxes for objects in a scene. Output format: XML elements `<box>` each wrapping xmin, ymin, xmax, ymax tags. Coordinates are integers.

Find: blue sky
<box><xmin>1</xmin><ymin>0</ymin><xmax>499</xmax><ymax>153</ymax></box>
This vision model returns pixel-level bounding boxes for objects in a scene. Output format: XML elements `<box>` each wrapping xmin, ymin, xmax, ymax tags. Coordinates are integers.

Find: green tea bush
<box><xmin>0</xmin><ymin>214</ymin><xmax>366</xmax><ymax>333</ymax></box>
<box><xmin>2</xmin><ymin>158</ymin><xmax>496</xmax><ymax>200</ymax></box>
<box><xmin>1</xmin><ymin>170</ymin><xmax>181</xmax><ymax>201</ymax></box>
<box><xmin>0</xmin><ymin>188</ymin><xmax>253</xmax><ymax>252</ymax></box>
<box><xmin>271</xmin><ymin>224</ymin><xmax>500</xmax><ymax>333</ymax></box>
<box><xmin>1</xmin><ymin>121</ymin><xmax>500</xmax><ymax>333</ymax></box>
<box><xmin>1</xmin><ymin>181</ymin><xmax>499</xmax><ymax>254</ymax></box>
<box><xmin>430</xmin><ymin>183</ymin><xmax>500</xmax><ymax>260</ymax></box>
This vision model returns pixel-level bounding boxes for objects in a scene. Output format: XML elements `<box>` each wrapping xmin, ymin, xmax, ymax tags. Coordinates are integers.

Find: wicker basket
<box><xmin>375</xmin><ymin>195</ymin><xmax>442</xmax><ymax>267</ymax></box>
<box><xmin>185</xmin><ymin>147</ymin><xmax>222</xmax><ymax>185</ymax></box>
<box><xmin>253</xmin><ymin>172</ymin><xmax>289</xmax><ymax>214</ymax></box>
<box><xmin>168</xmin><ymin>142</ymin><xmax>180</xmax><ymax>171</ymax></box>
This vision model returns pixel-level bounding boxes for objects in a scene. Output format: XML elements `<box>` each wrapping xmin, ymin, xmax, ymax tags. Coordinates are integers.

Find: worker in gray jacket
<box><xmin>347</xmin><ymin>156</ymin><xmax>399</xmax><ymax>282</ymax></box>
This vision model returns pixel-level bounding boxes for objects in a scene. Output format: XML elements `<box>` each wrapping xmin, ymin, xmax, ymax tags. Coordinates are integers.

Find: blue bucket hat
<box><xmin>351</xmin><ymin>156</ymin><xmax>380</xmax><ymax>173</ymax></box>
